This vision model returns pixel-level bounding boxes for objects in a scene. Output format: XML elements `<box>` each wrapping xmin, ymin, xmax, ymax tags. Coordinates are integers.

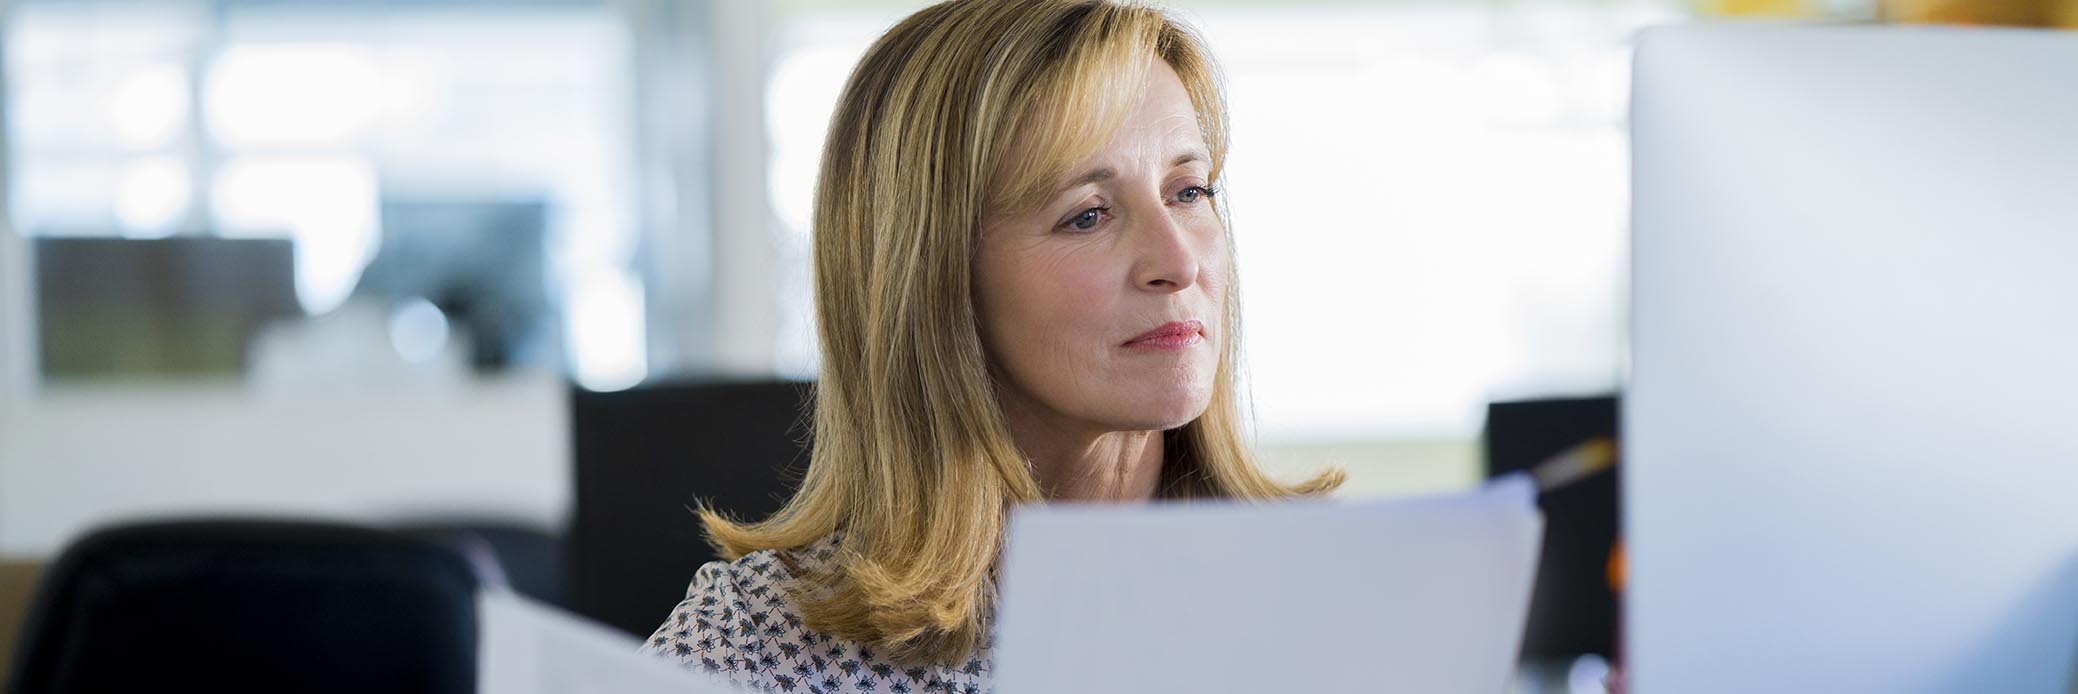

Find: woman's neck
<box><xmin>1029</xmin><ymin>429</ymin><xmax>1164</xmax><ymax>502</ymax></box>
<box><xmin>998</xmin><ymin>397</ymin><xmax>1165</xmax><ymax>502</ymax></box>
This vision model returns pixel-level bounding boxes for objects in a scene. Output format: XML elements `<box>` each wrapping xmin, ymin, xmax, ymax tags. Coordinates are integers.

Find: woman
<box><xmin>641</xmin><ymin>1</ymin><xmax>1341</xmax><ymax>691</ymax></box>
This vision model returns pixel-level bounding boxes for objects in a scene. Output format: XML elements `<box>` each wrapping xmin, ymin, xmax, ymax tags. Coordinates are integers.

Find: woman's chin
<box><xmin>1103</xmin><ymin>386</ymin><xmax>1212</xmax><ymax>430</ymax></box>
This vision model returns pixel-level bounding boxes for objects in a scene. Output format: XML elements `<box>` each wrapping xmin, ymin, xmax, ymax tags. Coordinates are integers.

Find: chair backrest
<box><xmin>6</xmin><ymin>519</ymin><xmax>479</xmax><ymax>694</ymax></box>
<box><xmin>1484</xmin><ymin>395</ymin><xmax>1621</xmax><ymax>661</ymax></box>
<box><xmin>566</xmin><ymin>379</ymin><xmax>813</xmax><ymax>639</ymax></box>
<box><xmin>395</xmin><ymin>520</ymin><xmax>564</xmax><ymax>607</ymax></box>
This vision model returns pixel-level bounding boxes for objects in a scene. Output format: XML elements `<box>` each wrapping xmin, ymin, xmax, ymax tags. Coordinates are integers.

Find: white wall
<box><xmin>0</xmin><ymin>212</ymin><xmax>23</xmax><ymax>407</ymax></box>
<box><xmin>0</xmin><ymin>377</ymin><xmax>568</xmax><ymax>557</ymax></box>
<box><xmin>705</xmin><ymin>0</ymin><xmax>785</xmax><ymax>376</ymax></box>
<box><xmin>0</xmin><ymin>0</ymin><xmax>25</xmax><ymax>404</ymax></box>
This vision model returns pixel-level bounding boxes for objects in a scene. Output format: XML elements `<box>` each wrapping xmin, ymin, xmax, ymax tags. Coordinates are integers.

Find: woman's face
<box><xmin>974</xmin><ymin>59</ymin><xmax>1227</xmax><ymax>437</ymax></box>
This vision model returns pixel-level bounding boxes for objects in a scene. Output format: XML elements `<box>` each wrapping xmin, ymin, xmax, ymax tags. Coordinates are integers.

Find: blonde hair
<box><xmin>700</xmin><ymin>0</ymin><xmax>1343</xmax><ymax>666</ymax></box>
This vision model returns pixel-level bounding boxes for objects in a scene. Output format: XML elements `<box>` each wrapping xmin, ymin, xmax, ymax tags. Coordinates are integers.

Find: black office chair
<box><xmin>1484</xmin><ymin>395</ymin><xmax>1622</xmax><ymax>662</ymax></box>
<box><xmin>395</xmin><ymin>519</ymin><xmax>565</xmax><ymax>608</ymax></box>
<box><xmin>567</xmin><ymin>379</ymin><xmax>814</xmax><ymax>639</ymax></box>
<box><xmin>6</xmin><ymin>519</ymin><xmax>479</xmax><ymax>694</ymax></box>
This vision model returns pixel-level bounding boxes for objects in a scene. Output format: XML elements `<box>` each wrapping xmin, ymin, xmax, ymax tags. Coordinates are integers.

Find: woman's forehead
<box><xmin>989</xmin><ymin>55</ymin><xmax>1219</xmax><ymax>214</ymax></box>
<box><xmin>1060</xmin><ymin>64</ymin><xmax>1208</xmax><ymax>175</ymax></box>
<box><xmin>1121</xmin><ymin>64</ymin><xmax>1202</xmax><ymax>135</ymax></box>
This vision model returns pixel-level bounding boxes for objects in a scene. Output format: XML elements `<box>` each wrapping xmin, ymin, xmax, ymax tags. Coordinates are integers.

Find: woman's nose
<box><xmin>1128</xmin><ymin>206</ymin><xmax>1202</xmax><ymax>293</ymax></box>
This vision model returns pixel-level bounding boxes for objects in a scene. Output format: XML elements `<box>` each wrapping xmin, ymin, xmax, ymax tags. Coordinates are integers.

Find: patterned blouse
<box><xmin>640</xmin><ymin>534</ymin><xmax>995</xmax><ymax>693</ymax></box>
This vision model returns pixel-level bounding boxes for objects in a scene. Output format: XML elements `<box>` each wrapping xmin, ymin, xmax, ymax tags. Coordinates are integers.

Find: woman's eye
<box><xmin>1174</xmin><ymin>186</ymin><xmax>1217</xmax><ymax>204</ymax></box>
<box><xmin>1063</xmin><ymin>206</ymin><xmax>1108</xmax><ymax>232</ymax></box>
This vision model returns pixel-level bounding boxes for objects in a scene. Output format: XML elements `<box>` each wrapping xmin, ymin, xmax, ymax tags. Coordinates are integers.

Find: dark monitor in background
<box><xmin>567</xmin><ymin>380</ymin><xmax>814</xmax><ymax>639</ymax></box>
<box><xmin>363</xmin><ymin>199</ymin><xmax>553</xmax><ymax>372</ymax></box>
<box><xmin>34</xmin><ymin>236</ymin><xmax>300</xmax><ymax>380</ymax></box>
<box><xmin>1484</xmin><ymin>395</ymin><xmax>1620</xmax><ymax>661</ymax></box>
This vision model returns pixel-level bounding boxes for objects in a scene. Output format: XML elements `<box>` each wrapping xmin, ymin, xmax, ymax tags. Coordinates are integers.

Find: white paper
<box><xmin>994</xmin><ymin>476</ymin><xmax>1544</xmax><ymax>694</ymax></box>
<box><xmin>477</xmin><ymin>589</ymin><xmax>744</xmax><ymax>694</ymax></box>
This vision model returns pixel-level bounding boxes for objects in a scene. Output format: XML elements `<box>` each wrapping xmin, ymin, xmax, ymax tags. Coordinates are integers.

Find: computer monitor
<box><xmin>362</xmin><ymin>199</ymin><xmax>553</xmax><ymax>372</ymax></box>
<box><xmin>1627</xmin><ymin>23</ymin><xmax>2078</xmax><ymax>693</ymax></box>
<box><xmin>35</xmin><ymin>236</ymin><xmax>299</xmax><ymax>380</ymax></box>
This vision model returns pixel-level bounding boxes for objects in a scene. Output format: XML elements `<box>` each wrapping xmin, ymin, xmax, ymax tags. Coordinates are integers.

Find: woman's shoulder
<box><xmin>641</xmin><ymin>535</ymin><xmax>836</xmax><ymax>661</ymax></box>
<box><xmin>675</xmin><ymin>533</ymin><xmax>842</xmax><ymax>605</ymax></box>
<box><xmin>640</xmin><ymin>532</ymin><xmax>994</xmax><ymax>693</ymax></box>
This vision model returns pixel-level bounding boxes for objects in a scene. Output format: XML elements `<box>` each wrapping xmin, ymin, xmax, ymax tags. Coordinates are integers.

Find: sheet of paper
<box><xmin>478</xmin><ymin>588</ymin><xmax>744</xmax><ymax>694</ymax></box>
<box><xmin>994</xmin><ymin>476</ymin><xmax>1544</xmax><ymax>694</ymax></box>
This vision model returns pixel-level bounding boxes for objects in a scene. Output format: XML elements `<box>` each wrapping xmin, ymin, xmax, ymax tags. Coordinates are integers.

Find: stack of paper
<box><xmin>477</xmin><ymin>477</ymin><xmax>1541</xmax><ymax>694</ymax></box>
<box><xmin>995</xmin><ymin>477</ymin><xmax>1544</xmax><ymax>694</ymax></box>
<box><xmin>478</xmin><ymin>589</ymin><xmax>742</xmax><ymax>694</ymax></box>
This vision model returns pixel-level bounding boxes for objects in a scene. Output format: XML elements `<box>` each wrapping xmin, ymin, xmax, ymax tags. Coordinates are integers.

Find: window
<box><xmin>765</xmin><ymin>1</ymin><xmax>1680</xmax><ymax>443</ymax></box>
<box><xmin>6</xmin><ymin>0</ymin><xmax>647</xmax><ymax>389</ymax></box>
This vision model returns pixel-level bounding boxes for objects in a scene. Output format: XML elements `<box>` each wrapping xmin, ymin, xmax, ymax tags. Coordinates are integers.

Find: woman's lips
<box><xmin>1123</xmin><ymin>320</ymin><xmax>1205</xmax><ymax>350</ymax></box>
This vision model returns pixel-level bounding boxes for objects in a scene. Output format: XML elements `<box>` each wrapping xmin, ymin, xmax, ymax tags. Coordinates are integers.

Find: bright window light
<box><xmin>114</xmin><ymin>156</ymin><xmax>190</xmax><ymax>236</ymax></box>
<box><xmin>205</xmin><ymin>44</ymin><xmax>382</xmax><ymax>147</ymax></box>
<box><xmin>567</xmin><ymin>270</ymin><xmax>648</xmax><ymax>391</ymax></box>
<box><xmin>211</xmin><ymin>156</ymin><xmax>380</xmax><ymax>314</ymax></box>
<box><xmin>109</xmin><ymin>62</ymin><xmax>189</xmax><ymax>148</ymax></box>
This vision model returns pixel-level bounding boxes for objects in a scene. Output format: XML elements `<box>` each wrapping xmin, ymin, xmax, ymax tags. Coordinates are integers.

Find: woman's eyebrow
<box><xmin>1053</xmin><ymin>150</ymin><xmax>1208</xmax><ymax>196</ymax></box>
<box><xmin>1064</xmin><ymin>167</ymin><xmax>1117</xmax><ymax>189</ymax></box>
<box><xmin>1051</xmin><ymin>167</ymin><xmax>1116</xmax><ymax>198</ymax></box>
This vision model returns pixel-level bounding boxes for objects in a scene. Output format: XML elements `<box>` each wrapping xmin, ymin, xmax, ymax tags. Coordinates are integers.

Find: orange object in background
<box><xmin>1695</xmin><ymin>0</ymin><xmax>1823</xmax><ymax>17</ymax></box>
<box><xmin>1607</xmin><ymin>539</ymin><xmax>1626</xmax><ymax>593</ymax></box>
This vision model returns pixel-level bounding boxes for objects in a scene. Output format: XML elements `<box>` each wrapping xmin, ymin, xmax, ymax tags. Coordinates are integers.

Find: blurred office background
<box><xmin>0</xmin><ymin>0</ymin><xmax>2070</xmax><ymax>687</ymax></box>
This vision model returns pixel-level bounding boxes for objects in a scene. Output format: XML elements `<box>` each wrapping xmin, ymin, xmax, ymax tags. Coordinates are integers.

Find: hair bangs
<box><xmin>983</xmin><ymin>5</ymin><xmax>1166</xmax><ymax>218</ymax></box>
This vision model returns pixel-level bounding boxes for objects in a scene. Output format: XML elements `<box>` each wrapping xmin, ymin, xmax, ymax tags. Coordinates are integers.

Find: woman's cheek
<box><xmin>1028</xmin><ymin>253</ymin><xmax>1114</xmax><ymax>324</ymax></box>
